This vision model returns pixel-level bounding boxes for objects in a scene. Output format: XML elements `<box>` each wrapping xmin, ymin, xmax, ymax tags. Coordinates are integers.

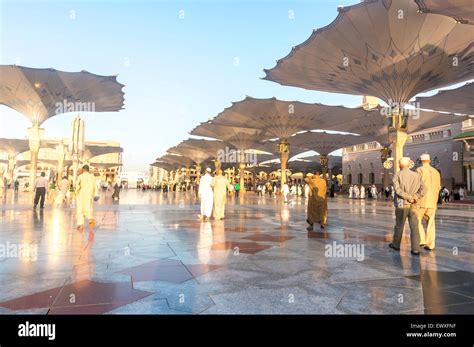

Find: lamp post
<box><xmin>70</xmin><ymin>115</ymin><xmax>85</xmax><ymax>185</ymax></box>
<box><xmin>239</xmin><ymin>151</ymin><xmax>246</xmax><ymax>195</ymax></box>
<box><xmin>278</xmin><ymin>139</ymin><xmax>290</xmax><ymax>189</ymax></box>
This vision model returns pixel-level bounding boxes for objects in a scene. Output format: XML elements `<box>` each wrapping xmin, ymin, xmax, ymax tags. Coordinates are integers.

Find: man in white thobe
<box><xmin>198</xmin><ymin>168</ymin><xmax>214</xmax><ymax>221</ymax></box>
<box><xmin>75</xmin><ymin>165</ymin><xmax>97</xmax><ymax>234</ymax></box>
<box><xmin>282</xmin><ymin>182</ymin><xmax>290</xmax><ymax>203</ymax></box>
<box><xmin>416</xmin><ymin>154</ymin><xmax>441</xmax><ymax>251</ymax></box>
<box><xmin>211</xmin><ymin>169</ymin><xmax>232</xmax><ymax>220</ymax></box>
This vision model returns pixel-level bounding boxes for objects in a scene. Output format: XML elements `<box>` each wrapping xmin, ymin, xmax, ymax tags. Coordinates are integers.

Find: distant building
<box><xmin>342</xmin><ymin>97</ymin><xmax>470</xmax><ymax>192</ymax></box>
<box><xmin>120</xmin><ymin>171</ymin><xmax>149</xmax><ymax>188</ymax></box>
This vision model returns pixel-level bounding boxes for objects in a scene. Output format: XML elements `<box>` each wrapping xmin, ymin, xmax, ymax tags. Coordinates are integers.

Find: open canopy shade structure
<box><xmin>296</xmin><ymin>154</ymin><xmax>342</xmax><ymax>170</ymax></box>
<box><xmin>168</xmin><ymin>138</ymin><xmax>226</xmax><ymax>175</ymax></box>
<box><xmin>0</xmin><ymin>138</ymin><xmax>30</xmax><ymax>180</ymax></box>
<box><xmin>190</xmin><ymin>122</ymin><xmax>267</xmax><ymax>192</ymax></box>
<box><xmin>264</xmin><ymin>0</ymin><xmax>474</xmax><ymax>173</ymax></box>
<box><xmin>0</xmin><ymin>65</ymin><xmax>125</xmax><ymax>188</ymax></box>
<box><xmin>289</xmin><ymin>131</ymin><xmax>367</xmax><ymax>173</ymax></box>
<box><xmin>156</xmin><ymin>154</ymin><xmax>196</xmax><ymax>170</ymax></box>
<box><xmin>0</xmin><ymin>65</ymin><xmax>125</xmax><ymax>126</ymax></box>
<box><xmin>151</xmin><ymin>161</ymin><xmax>178</xmax><ymax>173</ymax></box>
<box><xmin>415</xmin><ymin>0</ymin><xmax>474</xmax><ymax>25</ymax></box>
<box><xmin>321</xmin><ymin>106</ymin><xmax>470</xmax><ymax>147</ymax></box>
<box><xmin>209</xmin><ymin>96</ymin><xmax>379</xmax><ymax>185</ymax></box>
<box><xmin>415</xmin><ymin>82</ymin><xmax>474</xmax><ymax>115</ymax></box>
<box><xmin>83</xmin><ymin>145</ymin><xmax>123</xmax><ymax>162</ymax></box>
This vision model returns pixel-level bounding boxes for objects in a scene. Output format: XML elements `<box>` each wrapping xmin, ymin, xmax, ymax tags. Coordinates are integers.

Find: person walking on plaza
<box><xmin>234</xmin><ymin>181</ymin><xmax>240</xmax><ymax>198</ymax></box>
<box><xmin>305</xmin><ymin>171</ymin><xmax>328</xmax><ymax>231</ymax></box>
<box><xmin>112</xmin><ymin>181</ymin><xmax>121</xmax><ymax>200</ymax></box>
<box><xmin>370</xmin><ymin>185</ymin><xmax>378</xmax><ymax>200</ymax></box>
<box><xmin>442</xmin><ymin>186</ymin><xmax>450</xmax><ymax>203</ymax></box>
<box><xmin>75</xmin><ymin>165</ymin><xmax>98</xmax><ymax>234</ymax></box>
<box><xmin>59</xmin><ymin>176</ymin><xmax>70</xmax><ymax>204</ymax></box>
<box><xmin>416</xmin><ymin>154</ymin><xmax>441</xmax><ymax>251</ymax></box>
<box><xmin>282</xmin><ymin>182</ymin><xmax>290</xmax><ymax>203</ymax></box>
<box><xmin>14</xmin><ymin>179</ymin><xmax>19</xmax><ymax>193</ymax></box>
<box><xmin>389</xmin><ymin>157</ymin><xmax>426</xmax><ymax>255</ymax></box>
<box><xmin>211</xmin><ymin>169</ymin><xmax>232</xmax><ymax>220</ymax></box>
<box><xmin>198</xmin><ymin>168</ymin><xmax>213</xmax><ymax>221</ymax></box>
<box><xmin>33</xmin><ymin>172</ymin><xmax>48</xmax><ymax>210</ymax></box>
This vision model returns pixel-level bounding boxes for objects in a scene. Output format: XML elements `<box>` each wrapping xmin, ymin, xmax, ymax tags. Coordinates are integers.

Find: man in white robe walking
<box><xmin>75</xmin><ymin>165</ymin><xmax>98</xmax><ymax>236</ymax></box>
<box><xmin>198</xmin><ymin>168</ymin><xmax>214</xmax><ymax>221</ymax></box>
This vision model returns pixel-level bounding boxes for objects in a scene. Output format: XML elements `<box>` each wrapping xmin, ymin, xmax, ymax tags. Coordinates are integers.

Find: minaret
<box><xmin>70</xmin><ymin>115</ymin><xmax>85</xmax><ymax>184</ymax></box>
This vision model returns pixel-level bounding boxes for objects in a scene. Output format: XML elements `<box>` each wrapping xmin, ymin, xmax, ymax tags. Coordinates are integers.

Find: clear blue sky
<box><xmin>0</xmin><ymin>0</ymin><xmax>391</xmax><ymax>170</ymax></box>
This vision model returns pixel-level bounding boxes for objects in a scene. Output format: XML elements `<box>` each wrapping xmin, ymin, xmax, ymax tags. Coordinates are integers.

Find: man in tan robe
<box><xmin>75</xmin><ymin>165</ymin><xmax>98</xmax><ymax>234</ymax></box>
<box><xmin>211</xmin><ymin>169</ymin><xmax>233</xmax><ymax>220</ymax></box>
<box><xmin>305</xmin><ymin>171</ymin><xmax>328</xmax><ymax>230</ymax></box>
<box><xmin>416</xmin><ymin>154</ymin><xmax>441</xmax><ymax>251</ymax></box>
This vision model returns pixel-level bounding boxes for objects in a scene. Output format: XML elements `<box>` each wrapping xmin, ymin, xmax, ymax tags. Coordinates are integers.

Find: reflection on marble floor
<box><xmin>0</xmin><ymin>190</ymin><xmax>473</xmax><ymax>314</ymax></box>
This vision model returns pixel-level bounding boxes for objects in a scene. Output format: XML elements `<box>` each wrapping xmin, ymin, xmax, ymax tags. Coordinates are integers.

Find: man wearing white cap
<box><xmin>389</xmin><ymin>157</ymin><xmax>426</xmax><ymax>255</ymax></box>
<box><xmin>416</xmin><ymin>154</ymin><xmax>441</xmax><ymax>251</ymax></box>
<box><xmin>198</xmin><ymin>168</ymin><xmax>214</xmax><ymax>221</ymax></box>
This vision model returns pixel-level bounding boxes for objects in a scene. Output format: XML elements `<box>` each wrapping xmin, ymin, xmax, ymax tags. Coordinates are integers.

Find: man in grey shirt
<box><xmin>389</xmin><ymin>157</ymin><xmax>426</xmax><ymax>255</ymax></box>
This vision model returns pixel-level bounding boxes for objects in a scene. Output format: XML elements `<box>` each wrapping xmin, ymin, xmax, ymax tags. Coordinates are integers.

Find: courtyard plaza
<box><xmin>0</xmin><ymin>189</ymin><xmax>472</xmax><ymax>315</ymax></box>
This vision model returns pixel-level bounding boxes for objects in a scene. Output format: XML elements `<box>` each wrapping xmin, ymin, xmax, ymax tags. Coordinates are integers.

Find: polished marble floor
<box><xmin>0</xmin><ymin>189</ymin><xmax>473</xmax><ymax>314</ymax></box>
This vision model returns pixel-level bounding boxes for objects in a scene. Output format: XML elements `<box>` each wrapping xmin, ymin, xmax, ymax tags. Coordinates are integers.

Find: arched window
<box><xmin>347</xmin><ymin>174</ymin><xmax>352</xmax><ymax>185</ymax></box>
<box><xmin>358</xmin><ymin>173</ymin><xmax>363</xmax><ymax>184</ymax></box>
<box><xmin>369</xmin><ymin>172</ymin><xmax>375</xmax><ymax>184</ymax></box>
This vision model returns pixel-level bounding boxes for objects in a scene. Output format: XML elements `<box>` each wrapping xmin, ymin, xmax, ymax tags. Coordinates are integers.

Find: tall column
<box><xmin>214</xmin><ymin>159</ymin><xmax>221</xmax><ymax>172</ymax></box>
<box><xmin>70</xmin><ymin>115</ymin><xmax>85</xmax><ymax>185</ymax></box>
<box><xmin>278</xmin><ymin>139</ymin><xmax>290</xmax><ymax>188</ymax></box>
<box><xmin>56</xmin><ymin>143</ymin><xmax>65</xmax><ymax>181</ymax></box>
<box><xmin>388</xmin><ymin>110</ymin><xmax>408</xmax><ymax>174</ymax></box>
<box><xmin>28</xmin><ymin>125</ymin><xmax>44</xmax><ymax>190</ymax></box>
<box><xmin>239</xmin><ymin>151</ymin><xmax>246</xmax><ymax>195</ymax></box>
<box><xmin>195</xmin><ymin>165</ymin><xmax>202</xmax><ymax>183</ymax></box>
<box><xmin>391</xmin><ymin>131</ymin><xmax>407</xmax><ymax>174</ymax></box>
<box><xmin>380</xmin><ymin>146</ymin><xmax>392</xmax><ymax>188</ymax></box>
<box><xmin>7</xmin><ymin>154</ymin><xmax>15</xmax><ymax>183</ymax></box>
<box><xmin>320</xmin><ymin>154</ymin><xmax>329</xmax><ymax>175</ymax></box>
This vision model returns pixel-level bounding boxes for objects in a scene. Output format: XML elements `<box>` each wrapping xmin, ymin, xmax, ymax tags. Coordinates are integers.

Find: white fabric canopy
<box><xmin>415</xmin><ymin>82</ymin><xmax>474</xmax><ymax>115</ymax></box>
<box><xmin>0</xmin><ymin>65</ymin><xmax>125</xmax><ymax>125</ymax></box>
<box><xmin>263</xmin><ymin>0</ymin><xmax>474</xmax><ymax>103</ymax></box>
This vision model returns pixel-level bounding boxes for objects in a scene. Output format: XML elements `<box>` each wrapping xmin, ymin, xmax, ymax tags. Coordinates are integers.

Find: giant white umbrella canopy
<box><xmin>0</xmin><ymin>65</ymin><xmax>125</xmax><ymax>125</ymax></box>
<box><xmin>168</xmin><ymin>138</ymin><xmax>227</xmax><ymax>176</ymax></box>
<box><xmin>189</xmin><ymin>122</ymin><xmax>267</xmax><ymax>192</ymax></box>
<box><xmin>156</xmin><ymin>154</ymin><xmax>196</xmax><ymax>170</ymax></box>
<box><xmin>263</xmin><ymin>0</ymin><xmax>474</xmax><ymax>172</ymax></box>
<box><xmin>82</xmin><ymin>145</ymin><xmax>123</xmax><ymax>162</ymax></box>
<box><xmin>415</xmin><ymin>0</ymin><xmax>474</xmax><ymax>25</ymax></box>
<box><xmin>288</xmin><ymin>131</ymin><xmax>368</xmax><ymax>173</ymax></box>
<box><xmin>295</xmin><ymin>154</ymin><xmax>342</xmax><ymax>170</ymax></box>
<box><xmin>0</xmin><ymin>65</ymin><xmax>125</xmax><ymax>187</ymax></box>
<box><xmin>414</xmin><ymin>82</ymin><xmax>474</xmax><ymax>115</ymax></box>
<box><xmin>209</xmin><ymin>96</ymin><xmax>377</xmax><ymax>186</ymax></box>
<box><xmin>151</xmin><ymin>161</ymin><xmax>178</xmax><ymax>173</ymax></box>
<box><xmin>0</xmin><ymin>138</ymin><xmax>30</xmax><ymax>180</ymax></box>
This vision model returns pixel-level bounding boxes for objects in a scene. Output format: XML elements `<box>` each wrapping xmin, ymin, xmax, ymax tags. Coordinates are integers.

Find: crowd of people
<box><xmin>2</xmin><ymin>153</ymin><xmax>470</xmax><ymax>252</ymax></box>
